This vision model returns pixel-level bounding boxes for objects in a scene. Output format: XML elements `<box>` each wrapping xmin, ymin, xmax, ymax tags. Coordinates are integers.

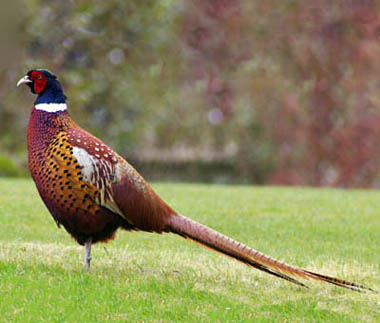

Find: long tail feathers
<box><xmin>169</xmin><ymin>215</ymin><xmax>373</xmax><ymax>292</ymax></box>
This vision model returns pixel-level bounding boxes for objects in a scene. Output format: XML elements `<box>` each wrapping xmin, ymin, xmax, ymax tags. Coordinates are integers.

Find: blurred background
<box><xmin>0</xmin><ymin>0</ymin><xmax>379</xmax><ymax>187</ymax></box>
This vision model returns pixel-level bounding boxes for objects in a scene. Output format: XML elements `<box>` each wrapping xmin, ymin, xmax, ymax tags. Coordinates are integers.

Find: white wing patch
<box><xmin>72</xmin><ymin>146</ymin><xmax>97</xmax><ymax>181</ymax></box>
<box><xmin>72</xmin><ymin>146</ymin><xmax>123</xmax><ymax>216</ymax></box>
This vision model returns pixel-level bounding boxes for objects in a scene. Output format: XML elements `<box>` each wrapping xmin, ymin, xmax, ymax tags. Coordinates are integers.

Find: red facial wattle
<box><xmin>30</xmin><ymin>71</ymin><xmax>48</xmax><ymax>94</ymax></box>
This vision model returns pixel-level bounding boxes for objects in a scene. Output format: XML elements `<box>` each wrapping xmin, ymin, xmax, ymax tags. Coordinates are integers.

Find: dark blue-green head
<box><xmin>17</xmin><ymin>69</ymin><xmax>67</xmax><ymax>105</ymax></box>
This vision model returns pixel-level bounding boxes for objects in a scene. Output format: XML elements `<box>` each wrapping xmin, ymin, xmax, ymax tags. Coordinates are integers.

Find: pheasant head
<box><xmin>17</xmin><ymin>69</ymin><xmax>67</xmax><ymax>112</ymax></box>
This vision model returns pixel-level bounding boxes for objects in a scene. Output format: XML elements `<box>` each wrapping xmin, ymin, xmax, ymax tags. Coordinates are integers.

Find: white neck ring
<box><xmin>35</xmin><ymin>103</ymin><xmax>67</xmax><ymax>113</ymax></box>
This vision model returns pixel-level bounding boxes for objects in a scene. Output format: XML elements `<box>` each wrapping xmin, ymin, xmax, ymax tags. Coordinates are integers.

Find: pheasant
<box><xmin>17</xmin><ymin>69</ymin><xmax>371</xmax><ymax>292</ymax></box>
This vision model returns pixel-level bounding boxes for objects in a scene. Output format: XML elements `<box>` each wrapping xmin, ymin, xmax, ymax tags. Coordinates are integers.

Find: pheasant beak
<box><xmin>17</xmin><ymin>75</ymin><xmax>32</xmax><ymax>87</ymax></box>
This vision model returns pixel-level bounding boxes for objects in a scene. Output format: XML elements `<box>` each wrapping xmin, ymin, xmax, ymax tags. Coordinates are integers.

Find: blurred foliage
<box><xmin>0</xmin><ymin>0</ymin><xmax>379</xmax><ymax>187</ymax></box>
<box><xmin>0</xmin><ymin>155</ymin><xmax>22</xmax><ymax>177</ymax></box>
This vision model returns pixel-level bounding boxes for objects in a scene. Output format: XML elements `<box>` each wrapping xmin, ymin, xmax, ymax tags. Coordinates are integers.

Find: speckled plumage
<box><xmin>28</xmin><ymin>109</ymin><xmax>123</xmax><ymax>244</ymax></box>
<box><xmin>19</xmin><ymin>69</ymin><xmax>371</xmax><ymax>292</ymax></box>
<box><xmin>28</xmin><ymin>108</ymin><xmax>173</xmax><ymax>245</ymax></box>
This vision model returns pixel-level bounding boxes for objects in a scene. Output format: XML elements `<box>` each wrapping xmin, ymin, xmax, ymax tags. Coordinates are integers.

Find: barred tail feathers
<box><xmin>168</xmin><ymin>214</ymin><xmax>372</xmax><ymax>292</ymax></box>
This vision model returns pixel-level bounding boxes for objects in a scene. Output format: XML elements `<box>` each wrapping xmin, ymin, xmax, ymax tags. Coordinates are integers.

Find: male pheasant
<box><xmin>18</xmin><ymin>69</ymin><xmax>371</xmax><ymax>292</ymax></box>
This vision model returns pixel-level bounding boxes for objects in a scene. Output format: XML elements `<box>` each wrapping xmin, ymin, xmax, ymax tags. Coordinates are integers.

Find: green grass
<box><xmin>0</xmin><ymin>178</ymin><xmax>379</xmax><ymax>322</ymax></box>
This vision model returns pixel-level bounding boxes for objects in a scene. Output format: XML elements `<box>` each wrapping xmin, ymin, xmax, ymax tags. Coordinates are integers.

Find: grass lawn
<box><xmin>0</xmin><ymin>178</ymin><xmax>379</xmax><ymax>322</ymax></box>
